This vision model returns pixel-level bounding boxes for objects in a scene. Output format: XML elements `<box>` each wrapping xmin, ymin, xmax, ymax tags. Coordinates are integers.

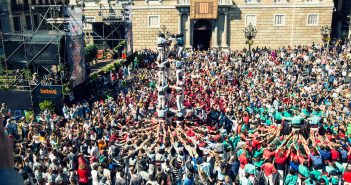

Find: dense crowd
<box><xmin>1</xmin><ymin>38</ymin><xmax>351</xmax><ymax>185</ymax></box>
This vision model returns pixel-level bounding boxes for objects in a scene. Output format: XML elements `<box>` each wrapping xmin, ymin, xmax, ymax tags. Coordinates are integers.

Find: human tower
<box><xmin>155</xmin><ymin>33</ymin><xmax>185</xmax><ymax>127</ymax></box>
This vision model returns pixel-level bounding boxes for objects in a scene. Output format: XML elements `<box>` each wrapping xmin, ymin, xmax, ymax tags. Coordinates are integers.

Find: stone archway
<box><xmin>192</xmin><ymin>19</ymin><xmax>212</xmax><ymax>51</ymax></box>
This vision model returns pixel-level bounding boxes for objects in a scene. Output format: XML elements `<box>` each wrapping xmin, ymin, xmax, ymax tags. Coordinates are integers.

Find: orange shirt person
<box><xmin>98</xmin><ymin>139</ymin><xmax>107</xmax><ymax>152</ymax></box>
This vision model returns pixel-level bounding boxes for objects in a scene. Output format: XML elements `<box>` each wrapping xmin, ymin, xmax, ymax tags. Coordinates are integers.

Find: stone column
<box><xmin>212</xmin><ymin>20</ymin><xmax>219</xmax><ymax>48</ymax></box>
<box><xmin>185</xmin><ymin>13</ymin><xmax>192</xmax><ymax>48</ymax></box>
<box><xmin>221</xmin><ymin>12</ymin><xmax>229</xmax><ymax>48</ymax></box>
<box><xmin>178</xmin><ymin>12</ymin><xmax>182</xmax><ymax>34</ymax></box>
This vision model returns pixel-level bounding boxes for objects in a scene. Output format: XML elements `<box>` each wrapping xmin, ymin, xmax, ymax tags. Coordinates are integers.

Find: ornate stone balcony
<box><xmin>176</xmin><ymin>0</ymin><xmax>233</xmax><ymax>6</ymax></box>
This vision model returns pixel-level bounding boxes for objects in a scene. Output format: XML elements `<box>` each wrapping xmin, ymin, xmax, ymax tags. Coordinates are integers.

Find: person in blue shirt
<box><xmin>310</xmin><ymin>148</ymin><xmax>324</xmax><ymax>171</ymax></box>
<box><xmin>183</xmin><ymin>173</ymin><xmax>194</xmax><ymax>185</ymax></box>
<box><xmin>229</xmin><ymin>156</ymin><xmax>240</xmax><ymax>180</ymax></box>
<box><xmin>318</xmin><ymin>146</ymin><xmax>331</xmax><ymax>161</ymax></box>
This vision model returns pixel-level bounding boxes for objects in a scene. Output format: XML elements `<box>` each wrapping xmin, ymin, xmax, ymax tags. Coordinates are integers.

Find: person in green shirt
<box><xmin>274</xmin><ymin>110</ymin><xmax>283</xmax><ymax>125</ymax></box>
<box><xmin>309</xmin><ymin>170</ymin><xmax>322</xmax><ymax>181</ymax></box>
<box><xmin>283</xmin><ymin>112</ymin><xmax>306</xmax><ymax>133</ymax></box>
<box><xmin>283</xmin><ymin>110</ymin><xmax>292</xmax><ymax>117</ymax></box>
<box><xmin>284</xmin><ymin>169</ymin><xmax>298</xmax><ymax>185</ymax></box>
<box><xmin>347</xmin><ymin>123</ymin><xmax>351</xmax><ymax>136</ymax></box>
<box><xmin>320</xmin><ymin>175</ymin><xmax>329</xmax><ymax>185</ymax></box>
<box><xmin>302</xmin><ymin>108</ymin><xmax>310</xmax><ymax>117</ymax></box>
<box><xmin>244</xmin><ymin>163</ymin><xmax>256</xmax><ymax>176</ymax></box>
<box><xmin>333</xmin><ymin>161</ymin><xmax>344</xmax><ymax>173</ymax></box>
<box><xmin>298</xmin><ymin>161</ymin><xmax>310</xmax><ymax>180</ymax></box>
<box><xmin>304</xmin><ymin>173</ymin><xmax>318</xmax><ymax>185</ymax></box>
<box><xmin>149</xmin><ymin>80</ymin><xmax>156</xmax><ymax>90</ymax></box>
<box><xmin>133</xmin><ymin>57</ymin><xmax>139</xmax><ymax>69</ymax></box>
<box><xmin>229</xmin><ymin>135</ymin><xmax>240</xmax><ymax>149</ymax></box>
<box><xmin>330</xmin><ymin>176</ymin><xmax>339</xmax><ymax>185</ymax></box>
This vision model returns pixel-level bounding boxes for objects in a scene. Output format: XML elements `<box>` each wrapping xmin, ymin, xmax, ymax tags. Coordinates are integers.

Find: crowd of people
<box><xmin>1</xmin><ymin>37</ymin><xmax>351</xmax><ymax>185</ymax></box>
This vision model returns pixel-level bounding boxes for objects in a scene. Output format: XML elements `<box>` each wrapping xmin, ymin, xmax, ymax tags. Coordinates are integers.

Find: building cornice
<box><xmin>132</xmin><ymin>5</ymin><xmax>176</xmax><ymax>9</ymax></box>
<box><xmin>236</xmin><ymin>3</ymin><xmax>334</xmax><ymax>9</ymax></box>
<box><xmin>131</xmin><ymin>2</ymin><xmax>334</xmax><ymax>10</ymax></box>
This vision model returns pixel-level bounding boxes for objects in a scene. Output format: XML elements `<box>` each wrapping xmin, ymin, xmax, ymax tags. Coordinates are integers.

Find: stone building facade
<box><xmin>131</xmin><ymin>0</ymin><xmax>334</xmax><ymax>50</ymax></box>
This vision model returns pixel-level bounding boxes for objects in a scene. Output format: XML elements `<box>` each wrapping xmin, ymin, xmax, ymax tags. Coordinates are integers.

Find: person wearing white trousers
<box><xmin>165</xmin><ymin>84</ymin><xmax>172</xmax><ymax>107</ymax></box>
<box><xmin>157</xmin><ymin>34</ymin><xmax>167</xmax><ymax>62</ymax></box>
<box><xmin>176</xmin><ymin>111</ymin><xmax>184</xmax><ymax>126</ymax></box>
<box><xmin>171</xmin><ymin>80</ymin><xmax>184</xmax><ymax>112</ymax></box>
<box><xmin>175</xmin><ymin>60</ymin><xmax>183</xmax><ymax>82</ymax></box>
<box><xmin>157</xmin><ymin>83</ymin><xmax>167</xmax><ymax>109</ymax></box>
<box><xmin>156</xmin><ymin>60</ymin><xmax>167</xmax><ymax>85</ymax></box>
<box><xmin>277</xmin><ymin>169</ymin><xmax>284</xmax><ymax>185</ymax></box>
<box><xmin>177</xmin><ymin>46</ymin><xmax>184</xmax><ymax>58</ymax></box>
<box><xmin>164</xmin><ymin>60</ymin><xmax>171</xmax><ymax>80</ymax></box>
<box><xmin>265</xmin><ymin>174</ymin><xmax>274</xmax><ymax>185</ymax></box>
<box><xmin>165</xmin><ymin>37</ymin><xmax>172</xmax><ymax>59</ymax></box>
<box><xmin>176</xmin><ymin>34</ymin><xmax>184</xmax><ymax>58</ymax></box>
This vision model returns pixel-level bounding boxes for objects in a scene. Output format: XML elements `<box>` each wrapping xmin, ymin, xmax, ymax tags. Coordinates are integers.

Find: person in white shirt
<box><xmin>171</xmin><ymin>77</ymin><xmax>184</xmax><ymax>112</ymax></box>
<box><xmin>102</xmin><ymin>165</ymin><xmax>112</xmax><ymax>185</ymax></box>
<box><xmin>165</xmin><ymin>34</ymin><xmax>173</xmax><ymax>59</ymax></box>
<box><xmin>91</xmin><ymin>163</ymin><xmax>100</xmax><ymax>185</ymax></box>
<box><xmin>156</xmin><ymin>33</ymin><xmax>167</xmax><ymax>62</ymax></box>
<box><xmin>157</xmin><ymin>82</ymin><xmax>167</xmax><ymax>109</ymax></box>
<box><xmin>156</xmin><ymin>60</ymin><xmax>168</xmax><ymax>85</ymax></box>
<box><xmin>175</xmin><ymin>59</ymin><xmax>183</xmax><ymax>83</ymax></box>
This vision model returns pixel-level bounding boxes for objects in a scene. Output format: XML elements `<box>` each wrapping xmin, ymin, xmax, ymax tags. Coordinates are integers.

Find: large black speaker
<box><xmin>0</xmin><ymin>90</ymin><xmax>32</xmax><ymax>110</ymax></box>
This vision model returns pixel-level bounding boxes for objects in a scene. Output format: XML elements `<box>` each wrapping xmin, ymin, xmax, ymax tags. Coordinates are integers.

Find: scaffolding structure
<box><xmin>80</xmin><ymin>1</ymin><xmax>131</xmax><ymax>48</ymax></box>
<box><xmin>1</xmin><ymin>2</ymin><xmax>130</xmax><ymax>87</ymax></box>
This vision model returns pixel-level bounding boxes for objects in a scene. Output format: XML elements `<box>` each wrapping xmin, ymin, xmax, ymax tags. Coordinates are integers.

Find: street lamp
<box><xmin>244</xmin><ymin>23</ymin><xmax>257</xmax><ymax>62</ymax></box>
<box><xmin>320</xmin><ymin>25</ymin><xmax>331</xmax><ymax>49</ymax></box>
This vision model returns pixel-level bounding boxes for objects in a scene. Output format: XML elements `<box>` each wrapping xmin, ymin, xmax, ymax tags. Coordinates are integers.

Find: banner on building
<box><xmin>190</xmin><ymin>0</ymin><xmax>218</xmax><ymax>19</ymax></box>
<box><xmin>125</xmin><ymin>5</ymin><xmax>133</xmax><ymax>55</ymax></box>
<box><xmin>65</xmin><ymin>6</ymin><xmax>87</xmax><ymax>87</ymax></box>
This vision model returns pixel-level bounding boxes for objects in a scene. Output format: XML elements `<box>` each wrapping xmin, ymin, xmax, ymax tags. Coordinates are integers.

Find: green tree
<box><xmin>39</xmin><ymin>100</ymin><xmax>55</xmax><ymax>113</ymax></box>
<box><xmin>85</xmin><ymin>44</ymin><xmax>98</xmax><ymax>63</ymax></box>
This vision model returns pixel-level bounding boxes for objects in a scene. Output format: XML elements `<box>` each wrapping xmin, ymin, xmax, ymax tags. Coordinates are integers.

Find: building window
<box><xmin>274</xmin><ymin>0</ymin><xmax>288</xmax><ymax>3</ymax></box>
<box><xmin>274</xmin><ymin>14</ymin><xmax>285</xmax><ymax>26</ymax></box>
<box><xmin>85</xmin><ymin>16</ymin><xmax>96</xmax><ymax>23</ymax></box>
<box><xmin>146</xmin><ymin>0</ymin><xmax>162</xmax><ymax>3</ymax></box>
<box><xmin>307</xmin><ymin>14</ymin><xmax>319</xmax><ymax>26</ymax></box>
<box><xmin>245</xmin><ymin>15</ymin><xmax>257</xmax><ymax>26</ymax></box>
<box><xmin>245</xmin><ymin>0</ymin><xmax>260</xmax><ymax>3</ymax></box>
<box><xmin>25</xmin><ymin>15</ymin><xmax>32</xmax><ymax>30</ymax></box>
<box><xmin>305</xmin><ymin>0</ymin><xmax>320</xmax><ymax>3</ymax></box>
<box><xmin>148</xmin><ymin>15</ymin><xmax>160</xmax><ymax>28</ymax></box>
<box><xmin>13</xmin><ymin>17</ymin><xmax>21</xmax><ymax>31</ymax></box>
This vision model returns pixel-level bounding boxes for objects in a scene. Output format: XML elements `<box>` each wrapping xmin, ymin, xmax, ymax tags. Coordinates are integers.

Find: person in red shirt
<box><xmin>263</xmin><ymin>147</ymin><xmax>275</xmax><ymax>160</ymax></box>
<box><xmin>330</xmin><ymin>146</ymin><xmax>340</xmax><ymax>161</ymax></box>
<box><xmin>262</xmin><ymin>158</ymin><xmax>277</xmax><ymax>185</ymax></box>
<box><xmin>238</xmin><ymin>153</ymin><xmax>248</xmax><ymax>179</ymax></box>
<box><xmin>77</xmin><ymin>155</ymin><xmax>90</xmax><ymax>185</ymax></box>
<box><xmin>252</xmin><ymin>136</ymin><xmax>263</xmax><ymax>149</ymax></box>
<box><xmin>275</xmin><ymin>148</ymin><xmax>290</xmax><ymax>185</ymax></box>
<box><xmin>343</xmin><ymin>166</ymin><xmax>351</xmax><ymax>184</ymax></box>
<box><xmin>243</xmin><ymin>112</ymin><xmax>250</xmax><ymax>124</ymax></box>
